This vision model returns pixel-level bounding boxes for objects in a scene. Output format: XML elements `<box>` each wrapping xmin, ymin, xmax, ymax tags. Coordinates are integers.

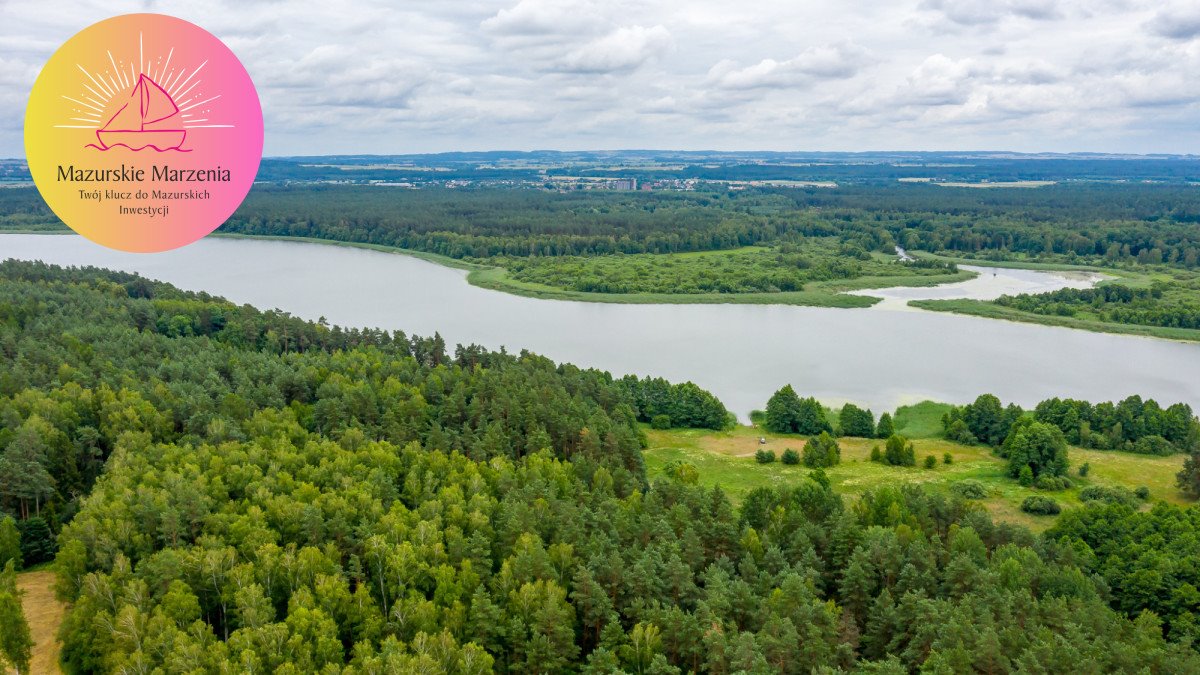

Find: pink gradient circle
<box><xmin>25</xmin><ymin>14</ymin><xmax>263</xmax><ymax>252</ymax></box>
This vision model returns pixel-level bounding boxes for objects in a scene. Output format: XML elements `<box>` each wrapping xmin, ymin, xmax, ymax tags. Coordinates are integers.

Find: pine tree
<box><xmin>839</xmin><ymin>403</ymin><xmax>876</xmax><ymax>437</ymax></box>
<box><xmin>796</xmin><ymin>397</ymin><xmax>833</xmax><ymax>435</ymax></box>
<box><xmin>876</xmin><ymin>413</ymin><xmax>895</xmax><ymax>439</ymax></box>
<box><xmin>803</xmin><ymin>432</ymin><xmax>841</xmax><ymax>468</ymax></box>
<box><xmin>0</xmin><ymin>426</ymin><xmax>56</xmax><ymax>519</ymax></box>
<box><xmin>15</xmin><ymin>518</ymin><xmax>54</xmax><ymax>567</ymax></box>
<box><xmin>863</xmin><ymin>588</ymin><xmax>898</xmax><ymax>660</ymax></box>
<box><xmin>839</xmin><ymin>550</ymin><xmax>875</xmax><ymax>628</ymax></box>
<box><xmin>765</xmin><ymin>385</ymin><xmax>803</xmax><ymax>433</ymax></box>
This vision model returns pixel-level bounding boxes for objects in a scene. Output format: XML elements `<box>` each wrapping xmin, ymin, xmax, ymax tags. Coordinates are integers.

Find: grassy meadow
<box><xmin>644</xmin><ymin>404</ymin><xmax>1191</xmax><ymax>531</ymax></box>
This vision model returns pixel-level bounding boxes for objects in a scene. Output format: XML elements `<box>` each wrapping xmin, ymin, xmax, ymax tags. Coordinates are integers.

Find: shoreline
<box><xmin>211</xmin><ymin>232</ymin><xmax>979</xmax><ymax>309</ymax></box>
<box><xmin>5</xmin><ymin>230</ymin><xmax>1194</xmax><ymax>342</ymax></box>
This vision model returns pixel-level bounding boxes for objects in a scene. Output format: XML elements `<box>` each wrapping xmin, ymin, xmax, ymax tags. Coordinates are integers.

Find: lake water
<box><xmin>850</xmin><ymin>265</ymin><xmax>1111</xmax><ymax>310</ymax></box>
<box><xmin>3</xmin><ymin>233</ymin><xmax>1198</xmax><ymax>420</ymax></box>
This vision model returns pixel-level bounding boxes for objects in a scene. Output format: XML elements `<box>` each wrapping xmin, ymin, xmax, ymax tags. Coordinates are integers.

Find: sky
<box><xmin>2</xmin><ymin>0</ymin><xmax>1199</xmax><ymax>156</ymax></box>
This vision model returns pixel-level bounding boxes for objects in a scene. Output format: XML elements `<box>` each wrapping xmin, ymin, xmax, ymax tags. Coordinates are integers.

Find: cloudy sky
<box><xmin>2</xmin><ymin>0</ymin><xmax>1199</xmax><ymax>156</ymax></box>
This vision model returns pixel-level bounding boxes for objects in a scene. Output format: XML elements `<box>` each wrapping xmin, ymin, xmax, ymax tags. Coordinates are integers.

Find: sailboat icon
<box><xmin>94</xmin><ymin>73</ymin><xmax>188</xmax><ymax>151</ymax></box>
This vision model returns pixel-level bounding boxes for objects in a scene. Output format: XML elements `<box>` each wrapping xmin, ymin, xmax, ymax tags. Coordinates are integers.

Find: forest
<box><xmin>992</xmin><ymin>282</ymin><xmax>1200</xmax><ymax>331</ymax></box>
<box><xmin>0</xmin><ymin>261</ymin><xmax>1198</xmax><ymax>672</ymax></box>
<box><xmin>4</xmin><ymin>180</ymin><xmax>1200</xmax><ymax>323</ymax></box>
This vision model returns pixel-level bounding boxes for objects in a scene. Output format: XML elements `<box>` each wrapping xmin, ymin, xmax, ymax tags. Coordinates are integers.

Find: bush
<box><xmin>1078</xmin><ymin>462</ymin><xmax>1090</xmax><ymax>477</ymax></box>
<box><xmin>781</xmin><ymin>448</ymin><xmax>800</xmax><ymax>465</ymax></box>
<box><xmin>1079</xmin><ymin>485</ymin><xmax>1139</xmax><ymax>507</ymax></box>
<box><xmin>943</xmin><ymin>452</ymin><xmax>953</xmax><ymax>465</ymax></box>
<box><xmin>1021</xmin><ymin>495</ymin><xmax>1062</xmax><ymax>515</ymax></box>
<box><xmin>1132</xmin><ymin>435</ymin><xmax>1177</xmax><ymax>456</ymax></box>
<box><xmin>1018</xmin><ymin>465</ymin><xmax>1034</xmax><ymax>487</ymax></box>
<box><xmin>923</xmin><ymin>455</ymin><xmax>938</xmax><ymax>469</ymax></box>
<box><xmin>803</xmin><ymin>432</ymin><xmax>841</xmax><ymax>468</ymax></box>
<box><xmin>869</xmin><ymin>446</ymin><xmax>882</xmax><ymax>463</ymax></box>
<box><xmin>1135</xmin><ymin>486</ymin><xmax>1151</xmax><ymax>500</ymax></box>
<box><xmin>661</xmin><ymin>460</ymin><xmax>699</xmax><ymax>485</ymax></box>
<box><xmin>944</xmin><ymin>419</ymin><xmax>977</xmax><ymax>445</ymax></box>
<box><xmin>1035</xmin><ymin>475</ymin><xmax>1072</xmax><ymax>491</ymax></box>
<box><xmin>650</xmin><ymin>414</ymin><xmax>671</xmax><ymax>430</ymax></box>
<box><xmin>951</xmin><ymin>480</ymin><xmax>988</xmax><ymax>499</ymax></box>
<box><xmin>884</xmin><ymin>434</ymin><xmax>915</xmax><ymax>466</ymax></box>
<box><xmin>755</xmin><ymin>449</ymin><xmax>776</xmax><ymax>464</ymax></box>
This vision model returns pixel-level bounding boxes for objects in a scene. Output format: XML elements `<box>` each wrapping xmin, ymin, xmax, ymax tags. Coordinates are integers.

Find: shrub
<box><xmin>943</xmin><ymin>452</ymin><xmax>953</xmax><ymax>465</ymax></box>
<box><xmin>1018</xmin><ymin>465</ymin><xmax>1034</xmax><ymax>487</ymax></box>
<box><xmin>662</xmin><ymin>460</ymin><xmax>699</xmax><ymax>485</ymax></box>
<box><xmin>1035</xmin><ymin>475</ymin><xmax>1071</xmax><ymax>491</ymax></box>
<box><xmin>1078</xmin><ymin>462</ymin><xmax>1090</xmax><ymax>477</ymax></box>
<box><xmin>951</xmin><ymin>480</ymin><xmax>988</xmax><ymax>499</ymax></box>
<box><xmin>869</xmin><ymin>446</ymin><xmax>882</xmax><ymax>463</ymax></box>
<box><xmin>755</xmin><ymin>449</ymin><xmax>776</xmax><ymax>464</ymax></box>
<box><xmin>923</xmin><ymin>455</ymin><xmax>938</xmax><ymax>469</ymax></box>
<box><xmin>1135</xmin><ymin>486</ymin><xmax>1151</xmax><ymax>500</ymax></box>
<box><xmin>1021</xmin><ymin>495</ymin><xmax>1061</xmax><ymax>515</ymax></box>
<box><xmin>945</xmin><ymin>419</ymin><xmax>977</xmax><ymax>445</ymax></box>
<box><xmin>884</xmin><ymin>434</ymin><xmax>915</xmax><ymax>466</ymax></box>
<box><xmin>650</xmin><ymin>414</ymin><xmax>671</xmax><ymax>430</ymax></box>
<box><xmin>803</xmin><ymin>432</ymin><xmax>841</xmax><ymax>468</ymax></box>
<box><xmin>781</xmin><ymin>448</ymin><xmax>800</xmax><ymax>465</ymax></box>
<box><xmin>1079</xmin><ymin>485</ymin><xmax>1138</xmax><ymax>507</ymax></box>
<box><xmin>1132</xmin><ymin>435</ymin><xmax>1176</xmax><ymax>456</ymax></box>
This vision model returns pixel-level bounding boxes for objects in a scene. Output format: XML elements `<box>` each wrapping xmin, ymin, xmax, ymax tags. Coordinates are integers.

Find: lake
<box><xmin>3</xmin><ymin>233</ymin><xmax>1198</xmax><ymax>420</ymax></box>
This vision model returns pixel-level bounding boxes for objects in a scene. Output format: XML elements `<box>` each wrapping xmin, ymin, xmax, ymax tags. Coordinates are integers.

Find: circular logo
<box><xmin>25</xmin><ymin>14</ymin><xmax>263</xmax><ymax>253</ymax></box>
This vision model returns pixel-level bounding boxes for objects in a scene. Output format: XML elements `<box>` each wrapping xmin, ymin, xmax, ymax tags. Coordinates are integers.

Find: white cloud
<box><xmin>482</xmin><ymin>0</ymin><xmax>601</xmax><ymax>38</ymax></box>
<box><xmin>899</xmin><ymin>54</ymin><xmax>979</xmax><ymax>106</ymax></box>
<box><xmin>1146</xmin><ymin>6</ymin><xmax>1200</xmax><ymax>40</ymax></box>
<box><xmin>556</xmin><ymin>25</ymin><xmax>673</xmax><ymax>73</ymax></box>
<box><xmin>920</xmin><ymin>0</ymin><xmax>1067</xmax><ymax>27</ymax></box>
<box><xmin>707</xmin><ymin>42</ymin><xmax>873</xmax><ymax>90</ymax></box>
<box><xmin>0</xmin><ymin>0</ymin><xmax>1197</xmax><ymax>154</ymax></box>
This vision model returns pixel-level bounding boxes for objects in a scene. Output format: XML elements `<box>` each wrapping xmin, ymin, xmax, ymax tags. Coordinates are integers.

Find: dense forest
<box><xmin>0</xmin><ymin>261</ymin><xmax>1198</xmax><ymax>672</ymax></box>
<box><xmin>943</xmin><ymin>393</ymin><xmax>1199</xmax><ymax>457</ymax></box>
<box><xmin>4</xmin><ymin>181</ymin><xmax>1200</xmax><ymax>267</ymax></box>
<box><xmin>5</xmin><ymin>180</ymin><xmax>1200</xmax><ymax>328</ymax></box>
<box><xmin>220</xmin><ymin>183</ymin><xmax>1200</xmax><ymax>268</ymax></box>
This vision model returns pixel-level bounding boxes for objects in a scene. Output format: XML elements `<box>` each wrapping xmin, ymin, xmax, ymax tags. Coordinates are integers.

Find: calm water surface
<box><xmin>3</xmin><ymin>233</ymin><xmax>1198</xmax><ymax>420</ymax></box>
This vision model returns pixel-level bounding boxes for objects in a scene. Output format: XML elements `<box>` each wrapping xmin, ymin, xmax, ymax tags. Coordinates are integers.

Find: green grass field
<box><xmin>644</xmin><ymin>421</ymin><xmax>1191</xmax><ymax>531</ymax></box>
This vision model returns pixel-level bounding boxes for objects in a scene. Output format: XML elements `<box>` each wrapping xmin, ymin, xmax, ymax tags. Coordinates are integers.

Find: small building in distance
<box><xmin>612</xmin><ymin>178</ymin><xmax>637</xmax><ymax>190</ymax></box>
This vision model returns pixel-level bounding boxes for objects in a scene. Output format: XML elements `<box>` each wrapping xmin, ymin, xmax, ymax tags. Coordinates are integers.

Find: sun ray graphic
<box><xmin>55</xmin><ymin>32</ymin><xmax>234</xmax><ymax>149</ymax></box>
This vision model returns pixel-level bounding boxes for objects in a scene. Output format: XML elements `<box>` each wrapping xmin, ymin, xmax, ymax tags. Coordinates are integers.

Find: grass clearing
<box><xmin>644</xmin><ymin>423</ymin><xmax>1191</xmax><ymax>532</ymax></box>
<box><xmin>892</xmin><ymin>401</ymin><xmax>955</xmax><ymax>438</ymax></box>
<box><xmin>13</xmin><ymin>569</ymin><xmax>65</xmax><ymax>674</ymax></box>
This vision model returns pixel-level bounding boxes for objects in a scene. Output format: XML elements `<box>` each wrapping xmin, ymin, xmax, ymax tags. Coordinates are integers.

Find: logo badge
<box><xmin>25</xmin><ymin>14</ymin><xmax>263</xmax><ymax>253</ymax></box>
